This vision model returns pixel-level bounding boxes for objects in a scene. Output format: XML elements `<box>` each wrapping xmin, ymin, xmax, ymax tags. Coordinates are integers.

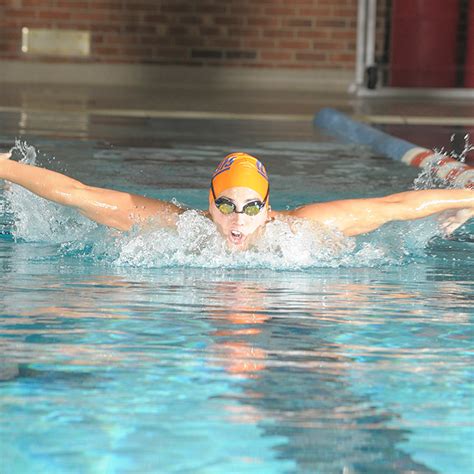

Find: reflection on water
<box><xmin>1</xmin><ymin>127</ymin><xmax>473</xmax><ymax>473</ymax></box>
<box><xmin>0</xmin><ymin>252</ymin><xmax>472</xmax><ymax>473</ymax></box>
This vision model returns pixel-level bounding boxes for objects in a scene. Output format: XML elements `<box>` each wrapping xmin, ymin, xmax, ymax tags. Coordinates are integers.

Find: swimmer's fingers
<box><xmin>438</xmin><ymin>209</ymin><xmax>474</xmax><ymax>236</ymax></box>
<box><xmin>0</xmin><ymin>152</ymin><xmax>12</xmax><ymax>160</ymax></box>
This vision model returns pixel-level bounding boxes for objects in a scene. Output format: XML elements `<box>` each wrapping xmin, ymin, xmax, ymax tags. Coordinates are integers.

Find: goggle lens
<box><xmin>216</xmin><ymin>201</ymin><xmax>235</xmax><ymax>215</ymax></box>
<box><xmin>243</xmin><ymin>203</ymin><xmax>261</xmax><ymax>216</ymax></box>
<box><xmin>215</xmin><ymin>198</ymin><xmax>264</xmax><ymax>216</ymax></box>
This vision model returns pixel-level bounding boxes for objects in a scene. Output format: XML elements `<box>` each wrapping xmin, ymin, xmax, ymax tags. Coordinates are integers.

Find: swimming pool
<box><xmin>0</xmin><ymin>111</ymin><xmax>473</xmax><ymax>473</ymax></box>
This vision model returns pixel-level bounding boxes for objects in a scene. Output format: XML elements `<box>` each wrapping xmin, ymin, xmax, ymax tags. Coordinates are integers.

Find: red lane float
<box><xmin>401</xmin><ymin>147</ymin><xmax>474</xmax><ymax>188</ymax></box>
<box><xmin>314</xmin><ymin>109</ymin><xmax>474</xmax><ymax>190</ymax></box>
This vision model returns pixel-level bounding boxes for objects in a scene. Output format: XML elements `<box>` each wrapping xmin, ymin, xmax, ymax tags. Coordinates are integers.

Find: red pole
<box><xmin>464</xmin><ymin>0</ymin><xmax>474</xmax><ymax>87</ymax></box>
<box><xmin>390</xmin><ymin>0</ymin><xmax>460</xmax><ymax>87</ymax></box>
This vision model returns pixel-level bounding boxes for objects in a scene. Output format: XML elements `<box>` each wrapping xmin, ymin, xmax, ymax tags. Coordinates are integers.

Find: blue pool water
<box><xmin>0</xmin><ymin>113</ymin><xmax>473</xmax><ymax>473</ymax></box>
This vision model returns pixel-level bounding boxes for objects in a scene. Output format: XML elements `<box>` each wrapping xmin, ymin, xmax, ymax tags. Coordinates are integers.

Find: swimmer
<box><xmin>1</xmin><ymin>151</ymin><xmax>473</xmax><ymax>249</ymax></box>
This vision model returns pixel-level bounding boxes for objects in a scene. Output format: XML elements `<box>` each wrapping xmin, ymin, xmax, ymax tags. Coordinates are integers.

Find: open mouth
<box><xmin>229</xmin><ymin>230</ymin><xmax>245</xmax><ymax>246</ymax></box>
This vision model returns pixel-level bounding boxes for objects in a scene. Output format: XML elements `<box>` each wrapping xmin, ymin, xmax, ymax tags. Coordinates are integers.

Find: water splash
<box><xmin>412</xmin><ymin>151</ymin><xmax>452</xmax><ymax>190</ymax></box>
<box><xmin>1</xmin><ymin>142</ymin><xmax>458</xmax><ymax>269</ymax></box>
<box><xmin>435</xmin><ymin>133</ymin><xmax>474</xmax><ymax>164</ymax></box>
<box><xmin>85</xmin><ymin>215</ymin><xmax>448</xmax><ymax>268</ymax></box>
<box><xmin>9</xmin><ymin>139</ymin><xmax>37</xmax><ymax>165</ymax></box>
<box><xmin>108</xmin><ymin>211</ymin><xmax>361</xmax><ymax>269</ymax></box>
<box><xmin>3</xmin><ymin>142</ymin><xmax>98</xmax><ymax>243</ymax></box>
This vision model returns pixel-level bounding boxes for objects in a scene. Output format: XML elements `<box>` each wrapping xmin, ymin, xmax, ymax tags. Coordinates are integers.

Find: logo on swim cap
<box><xmin>210</xmin><ymin>152</ymin><xmax>269</xmax><ymax>202</ymax></box>
<box><xmin>255</xmin><ymin>159</ymin><xmax>268</xmax><ymax>180</ymax></box>
<box><xmin>212</xmin><ymin>155</ymin><xmax>236</xmax><ymax>179</ymax></box>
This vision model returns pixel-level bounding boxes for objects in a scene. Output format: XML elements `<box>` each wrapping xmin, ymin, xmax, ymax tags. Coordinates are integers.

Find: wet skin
<box><xmin>1</xmin><ymin>152</ymin><xmax>473</xmax><ymax>240</ymax></box>
<box><xmin>208</xmin><ymin>186</ymin><xmax>271</xmax><ymax>250</ymax></box>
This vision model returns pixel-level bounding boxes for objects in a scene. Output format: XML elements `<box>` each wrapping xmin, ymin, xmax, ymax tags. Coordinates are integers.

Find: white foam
<box><xmin>4</xmin><ymin>141</ymin><xmax>98</xmax><ymax>244</ymax></box>
<box><xmin>96</xmin><ymin>211</ymin><xmax>440</xmax><ymax>269</ymax></box>
<box><xmin>2</xmin><ymin>143</ymin><xmax>454</xmax><ymax>269</ymax></box>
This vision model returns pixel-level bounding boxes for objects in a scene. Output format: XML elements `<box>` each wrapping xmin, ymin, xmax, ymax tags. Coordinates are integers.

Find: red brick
<box><xmin>167</xmin><ymin>26</ymin><xmax>189</xmax><ymax>36</ymax></box>
<box><xmin>180</xmin><ymin>16</ymin><xmax>203</xmax><ymax>25</ymax></box>
<box><xmin>278</xmin><ymin>40</ymin><xmax>311</xmax><ymax>49</ymax></box>
<box><xmin>122</xmin><ymin>2</ymin><xmax>157</xmax><ymax>12</ymax></box>
<box><xmin>57</xmin><ymin>1</ymin><xmax>89</xmax><ymax>9</ymax></box>
<box><xmin>143</xmin><ymin>14</ymin><xmax>168</xmax><ymax>23</ymax></box>
<box><xmin>228</xmin><ymin>27</ymin><xmax>260</xmax><ymax>38</ymax></box>
<box><xmin>208</xmin><ymin>38</ymin><xmax>241</xmax><ymax>48</ymax></box>
<box><xmin>93</xmin><ymin>34</ymin><xmax>104</xmax><ymax>44</ymax></box>
<box><xmin>298</xmin><ymin>8</ymin><xmax>332</xmax><ymax>16</ymax></box>
<box><xmin>282</xmin><ymin>18</ymin><xmax>313</xmax><ymax>28</ymax></box>
<box><xmin>247</xmin><ymin>17</ymin><xmax>280</xmax><ymax>27</ymax></box>
<box><xmin>314</xmin><ymin>41</ymin><xmax>344</xmax><ymax>50</ymax></box>
<box><xmin>316</xmin><ymin>19</ymin><xmax>347</xmax><ymax>28</ymax></box>
<box><xmin>5</xmin><ymin>9</ymin><xmax>38</xmax><ymax>18</ymax></box>
<box><xmin>21</xmin><ymin>0</ymin><xmax>47</xmax><ymax>6</ymax></box>
<box><xmin>332</xmin><ymin>8</ymin><xmax>357</xmax><ymax>16</ymax></box>
<box><xmin>75</xmin><ymin>12</ymin><xmax>109</xmax><ymax>22</ymax></box>
<box><xmin>328</xmin><ymin>52</ymin><xmax>355</xmax><ymax>62</ymax></box>
<box><xmin>109</xmin><ymin>33</ymin><xmax>141</xmax><ymax>44</ymax></box>
<box><xmin>95</xmin><ymin>1</ymin><xmax>128</xmax><ymax>10</ymax></box>
<box><xmin>214</xmin><ymin>16</ymin><xmax>244</xmax><ymax>26</ymax></box>
<box><xmin>174</xmin><ymin>37</ymin><xmax>206</xmax><ymax>47</ymax></box>
<box><xmin>283</xmin><ymin>63</ymin><xmax>319</xmax><ymax>69</ymax></box>
<box><xmin>124</xmin><ymin>25</ymin><xmax>157</xmax><ymax>34</ymax></box>
<box><xmin>120</xmin><ymin>46</ymin><xmax>153</xmax><ymax>57</ymax></box>
<box><xmin>263</xmin><ymin>29</ymin><xmax>294</xmax><ymax>38</ymax></box>
<box><xmin>199</xmin><ymin>4</ymin><xmax>228</xmax><ymax>15</ymax></box>
<box><xmin>191</xmin><ymin>49</ymin><xmax>223</xmax><ymax>59</ymax></box>
<box><xmin>318</xmin><ymin>0</ymin><xmax>347</xmax><ymax>5</ymax></box>
<box><xmin>140</xmin><ymin>35</ymin><xmax>167</xmax><ymax>46</ymax></box>
<box><xmin>155</xmin><ymin>47</ymin><xmax>188</xmax><ymax>59</ymax></box>
<box><xmin>331</xmin><ymin>30</ymin><xmax>356</xmax><ymax>40</ymax></box>
<box><xmin>295</xmin><ymin>52</ymin><xmax>326</xmax><ymax>61</ymax></box>
<box><xmin>243</xmin><ymin>39</ymin><xmax>275</xmax><ymax>49</ymax></box>
<box><xmin>38</xmin><ymin>11</ymin><xmax>71</xmax><ymax>20</ymax></box>
<box><xmin>225</xmin><ymin>50</ymin><xmax>257</xmax><ymax>60</ymax></box>
<box><xmin>229</xmin><ymin>6</ymin><xmax>263</xmax><ymax>16</ymax></box>
<box><xmin>260</xmin><ymin>51</ymin><xmax>292</xmax><ymax>61</ymax></box>
<box><xmin>94</xmin><ymin>46</ymin><xmax>120</xmax><ymax>55</ymax></box>
<box><xmin>249</xmin><ymin>0</ymin><xmax>280</xmax><ymax>4</ymax></box>
<box><xmin>199</xmin><ymin>26</ymin><xmax>221</xmax><ymax>36</ymax></box>
<box><xmin>0</xmin><ymin>0</ymin><xmax>367</xmax><ymax>69</ymax></box>
<box><xmin>161</xmin><ymin>4</ymin><xmax>194</xmax><ymax>14</ymax></box>
<box><xmin>90</xmin><ymin>24</ymin><xmax>121</xmax><ymax>33</ymax></box>
<box><xmin>264</xmin><ymin>6</ymin><xmax>296</xmax><ymax>15</ymax></box>
<box><xmin>297</xmin><ymin>30</ymin><xmax>330</xmax><ymax>39</ymax></box>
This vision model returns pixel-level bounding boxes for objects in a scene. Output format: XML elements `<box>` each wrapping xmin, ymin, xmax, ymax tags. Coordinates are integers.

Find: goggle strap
<box><xmin>212</xmin><ymin>182</ymin><xmax>269</xmax><ymax>204</ymax></box>
<box><xmin>210</xmin><ymin>181</ymin><xmax>217</xmax><ymax>200</ymax></box>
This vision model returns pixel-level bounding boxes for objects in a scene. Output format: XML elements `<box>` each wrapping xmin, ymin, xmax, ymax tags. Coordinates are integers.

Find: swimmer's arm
<box><xmin>0</xmin><ymin>155</ymin><xmax>181</xmax><ymax>231</ymax></box>
<box><xmin>286</xmin><ymin>189</ymin><xmax>474</xmax><ymax>237</ymax></box>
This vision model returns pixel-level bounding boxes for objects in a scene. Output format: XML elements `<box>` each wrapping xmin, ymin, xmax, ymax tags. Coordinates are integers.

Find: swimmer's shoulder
<box><xmin>274</xmin><ymin>201</ymin><xmax>341</xmax><ymax>221</ymax></box>
<box><xmin>269</xmin><ymin>209</ymin><xmax>290</xmax><ymax>219</ymax></box>
<box><xmin>270</xmin><ymin>204</ymin><xmax>341</xmax><ymax>230</ymax></box>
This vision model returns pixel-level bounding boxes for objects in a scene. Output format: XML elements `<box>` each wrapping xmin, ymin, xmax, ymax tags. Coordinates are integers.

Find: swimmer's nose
<box><xmin>233</xmin><ymin>212</ymin><xmax>247</xmax><ymax>224</ymax></box>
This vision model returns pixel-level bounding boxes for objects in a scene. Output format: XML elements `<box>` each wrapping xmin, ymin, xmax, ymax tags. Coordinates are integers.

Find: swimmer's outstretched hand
<box><xmin>438</xmin><ymin>208</ymin><xmax>474</xmax><ymax>236</ymax></box>
<box><xmin>0</xmin><ymin>152</ymin><xmax>12</xmax><ymax>160</ymax></box>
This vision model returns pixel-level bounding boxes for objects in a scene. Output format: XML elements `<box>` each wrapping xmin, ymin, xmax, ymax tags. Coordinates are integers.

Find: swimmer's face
<box><xmin>209</xmin><ymin>186</ymin><xmax>269</xmax><ymax>250</ymax></box>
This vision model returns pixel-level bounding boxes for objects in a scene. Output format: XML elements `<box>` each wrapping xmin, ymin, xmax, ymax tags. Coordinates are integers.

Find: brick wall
<box><xmin>0</xmin><ymin>0</ymin><xmax>360</xmax><ymax>70</ymax></box>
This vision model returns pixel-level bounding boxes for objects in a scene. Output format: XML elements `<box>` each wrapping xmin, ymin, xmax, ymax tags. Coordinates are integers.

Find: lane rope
<box><xmin>314</xmin><ymin>108</ymin><xmax>474</xmax><ymax>189</ymax></box>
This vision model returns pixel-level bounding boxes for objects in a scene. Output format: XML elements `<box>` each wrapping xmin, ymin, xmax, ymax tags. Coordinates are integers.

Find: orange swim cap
<box><xmin>210</xmin><ymin>153</ymin><xmax>269</xmax><ymax>202</ymax></box>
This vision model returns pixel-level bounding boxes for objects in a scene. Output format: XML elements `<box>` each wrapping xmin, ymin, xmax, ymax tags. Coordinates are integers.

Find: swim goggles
<box><xmin>211</xmin><ymin>183</ymin><xmax>269</xmax><ymax>216</ymax></box>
